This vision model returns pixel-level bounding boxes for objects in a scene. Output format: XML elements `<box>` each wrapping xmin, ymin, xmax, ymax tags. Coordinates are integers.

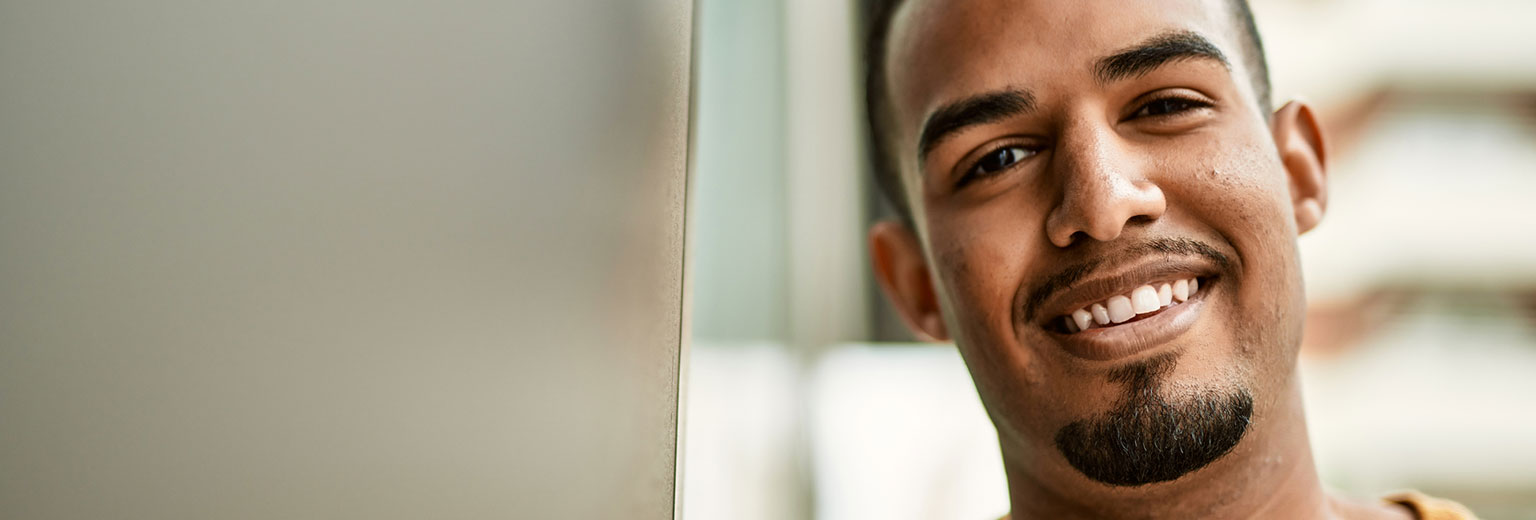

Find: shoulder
<box><xmin>1382</xmin><ymin>490</ymin><xmax>1479</xmax><ymax>520</ymax></box>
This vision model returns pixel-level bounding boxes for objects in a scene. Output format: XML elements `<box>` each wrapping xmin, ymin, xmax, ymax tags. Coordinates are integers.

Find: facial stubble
<box><xmin>1054</xmin><ymin>353</ymin><xmax>1253</xmax><ymax>487</ymax></box>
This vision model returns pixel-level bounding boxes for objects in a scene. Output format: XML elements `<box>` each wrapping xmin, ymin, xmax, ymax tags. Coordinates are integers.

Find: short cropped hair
<box><xmin>863</xmin><ymin>0</ymin><xmax>1271</xmax><ymax>222</ymax></box>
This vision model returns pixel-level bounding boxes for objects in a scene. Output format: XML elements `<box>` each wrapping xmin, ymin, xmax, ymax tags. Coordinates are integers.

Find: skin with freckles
<box><xmin>866</xmin><ymin>1</ymin><xmax>1413</xmax><ymax>518</ymax></box>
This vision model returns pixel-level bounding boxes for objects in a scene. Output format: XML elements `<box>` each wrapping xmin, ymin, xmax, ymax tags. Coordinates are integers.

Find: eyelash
<box><xmin>957</xmin><ymin>143</ymin><xmax>1038</xmax><ymax>187</ymax></box>
<box><xmin>1128</xmin><ymin>94</ymin><xmax>1213</xmax><ymax>120</ymax></box>
<box><xmin>954</xmin><ymin>95</ymin><xmax>1214</xmax><ymax>188</ymax></box>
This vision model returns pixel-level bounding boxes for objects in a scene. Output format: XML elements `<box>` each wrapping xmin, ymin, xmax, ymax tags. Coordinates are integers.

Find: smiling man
<box><xmin>863</xmin><ymin>1</ymin><xmax>1474</xmax><ymax>519</ymax></box>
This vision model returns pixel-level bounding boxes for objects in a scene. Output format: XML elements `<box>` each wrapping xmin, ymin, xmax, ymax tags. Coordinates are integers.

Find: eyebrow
<box><xmin>917</xmin><ymin>89</ymin><xmax>1035</xmax><ymax>163</ymax></box>
<box><xmin>1095</xmin><ymin>30</ymin><xmax>1230</xmax><ymax>85</ymax></box>
<box><xmin>914</xmin><ymin>31</ymin><xmax>1229</xmax><ymax>165</ymax></box>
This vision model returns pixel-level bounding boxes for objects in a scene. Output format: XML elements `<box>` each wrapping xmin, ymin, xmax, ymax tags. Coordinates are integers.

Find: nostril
<box><xmin>1068</xmin><ymin>230</ymin><xmax>1092</xmax><ymax>245</ymax></box>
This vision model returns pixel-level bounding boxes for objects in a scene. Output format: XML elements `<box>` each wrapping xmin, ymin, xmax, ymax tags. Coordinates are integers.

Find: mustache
<box><xmin>1022</xmin><ymin>237</ymin><xmax>1233</xmax><ymax>320</ymax></box>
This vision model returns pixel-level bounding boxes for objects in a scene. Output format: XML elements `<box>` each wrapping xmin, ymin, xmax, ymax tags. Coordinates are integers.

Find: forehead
<box><xmin>886</xmin><ymin>0</ymin><xmax>1238</xmax><ymax>138</ymax></box>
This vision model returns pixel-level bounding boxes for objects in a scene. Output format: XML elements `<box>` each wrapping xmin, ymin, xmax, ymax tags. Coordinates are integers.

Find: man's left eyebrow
<box><xmin>1095</xmin><ymin>30</ymin><xmax>1230</xmax><ymax>84</ymax></box>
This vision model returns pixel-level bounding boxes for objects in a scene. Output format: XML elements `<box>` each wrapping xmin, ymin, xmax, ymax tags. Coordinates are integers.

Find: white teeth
<box><xmin>1071</xmin><ymin>309</ymin><xmax>1093</xmax><ymax>332</ymax></box>
<box><xmin>1130</xmin><ymin>286</ymin><xmax>1161</xmax><ymax>313</ymax></box>
<box><xmin>1106</xmin><ymin>295</ymin><xmax>1134</xmax><ymax>323</ymax></box>
<box><xmin>1090</xmin><ymin>303</ymin><xmax>1110</xmax><ymax>325</ymax></box>
<box><xmin>1060</xmin><ymin>277</ymin><xmax>1206</xmax><ymax>333</ymax></box>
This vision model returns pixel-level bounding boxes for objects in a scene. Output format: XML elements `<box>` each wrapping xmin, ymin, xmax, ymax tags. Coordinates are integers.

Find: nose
<box><xmin>1043</xmin><ymin>126</ymin><xmax>1166</xmax><ymax>248</ymax></box>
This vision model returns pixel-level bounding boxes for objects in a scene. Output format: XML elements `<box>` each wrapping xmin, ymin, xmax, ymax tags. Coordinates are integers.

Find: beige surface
<box><xmin>0</xmin><ymin>1</ymin><xmax>691</xmax><ymax>518</ymax></box>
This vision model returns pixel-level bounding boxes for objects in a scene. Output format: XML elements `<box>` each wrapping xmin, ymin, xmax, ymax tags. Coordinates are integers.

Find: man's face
<box><xmin>873</xmin><ymin>0</ymin><xmax>1327</xmax><ymax>488</ymax></box>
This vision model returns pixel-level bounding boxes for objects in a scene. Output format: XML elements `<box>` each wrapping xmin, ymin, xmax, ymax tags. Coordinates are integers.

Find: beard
<box><xmin>1054</xmin><ymin>353</ymin><xmax>1253</xmax><ymax>487</ymax></box>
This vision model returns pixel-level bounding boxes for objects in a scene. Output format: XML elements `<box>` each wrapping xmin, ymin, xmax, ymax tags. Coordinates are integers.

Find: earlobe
<box><xmin>869</xmin><ymin>221</ymin><xmax>949</xmax><ymax>341</ymax></box>
<box><xmin>1271</xmin><ymin>100</ymin><xmax>1329</xmax><ymax>234</ymax></box>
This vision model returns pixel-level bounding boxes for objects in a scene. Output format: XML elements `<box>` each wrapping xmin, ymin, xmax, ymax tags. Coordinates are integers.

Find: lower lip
<box><xmin>1049</xmin><ymin>283</ymin><xmax>1211</xmax><ymax>362</ymax></box>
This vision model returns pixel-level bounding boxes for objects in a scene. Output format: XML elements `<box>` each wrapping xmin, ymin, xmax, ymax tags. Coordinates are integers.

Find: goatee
<box><xmin>1054</xmin><ymin>354</ymin><xmax>1253</xmax><ymax>487</ymax></box>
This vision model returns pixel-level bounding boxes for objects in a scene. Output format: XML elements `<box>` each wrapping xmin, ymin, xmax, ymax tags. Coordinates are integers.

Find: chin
<box><xmin>1053</xmin><ymin>352</ymin><xmax>1256</xmax><ymax>487</ymax></box>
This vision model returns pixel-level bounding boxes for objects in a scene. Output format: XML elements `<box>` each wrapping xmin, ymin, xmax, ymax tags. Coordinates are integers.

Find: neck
<box><xmin>1003</xmin><ymin>375</ymin><xmax>1338</xmax><ymax>520</ymax></box>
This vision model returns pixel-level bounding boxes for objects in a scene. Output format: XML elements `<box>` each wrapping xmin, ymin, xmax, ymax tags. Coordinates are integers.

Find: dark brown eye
<box><xmin>1134</xmin><ymin>97</ymin><xmax>1208</xmax><ymax>118</ymax></box>
<box><xmin>968</xmin><ymin>146</ymin><xmax>1034</xmax><ymax>178</ymax></box>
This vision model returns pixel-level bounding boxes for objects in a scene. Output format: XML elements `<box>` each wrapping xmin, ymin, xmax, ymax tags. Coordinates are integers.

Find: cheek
<box><xmin>931</xmin><ymin>232</ymin><xmax>1023</xmax><ymax>349</ymax></box>
<box><xmin>1212</xmin><ymin>146</ymin><xmax>1303</xmax><ymax>295</ymax></box>
<box><xmin>926</xmin><ymin>199</ymin><xmax>1040</xmax><ymax>337</ymax></box>
<box><xmin>927</xmin><ymin>213</ymin><xmax>1048</xmax><ymax>393</ymax></box>
<box><xmin>1186</xmin><ymin>144</ymin><xmax>1308</xmax><ymax>362</ymax></box>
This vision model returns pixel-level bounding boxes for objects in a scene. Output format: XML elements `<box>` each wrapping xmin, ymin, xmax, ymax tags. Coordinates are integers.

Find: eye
<box><xmin>1131</xmin><ymin>96</ymin><xmax>1211</xmax><ymax>119</ymax></box>
<box><xmin>963</xmin><ymin>146</ymin><xmax>1035</xmax><ymax>182</ymax></box>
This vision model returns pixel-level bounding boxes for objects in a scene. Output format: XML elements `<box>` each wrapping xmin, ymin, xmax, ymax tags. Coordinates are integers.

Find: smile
<box><xmin>1059</xmin><ymin>277</ymin><xmax>1200</xmax><ymax>333</ymax></box>
<box><xmin>1032</xmin><ymin>258</ymin><xmax>1222</xmax><ymax>362</ymax></box>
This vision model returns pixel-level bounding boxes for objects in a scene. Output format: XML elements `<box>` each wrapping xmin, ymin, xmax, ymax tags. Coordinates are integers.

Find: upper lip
<box><xmin>1029</xmin><ymin>258</ymin><xmax>1220</xmax><ymax>326</ymax></box>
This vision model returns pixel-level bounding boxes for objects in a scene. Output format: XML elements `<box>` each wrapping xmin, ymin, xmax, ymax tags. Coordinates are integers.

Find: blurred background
<box><xmin>1</xmin><ymin>1</ymin><xmax>690</xmax><ymax>518</ymax></box>
<box><xmin>682</xmin><ymin>0</ymin><xmax>1536</xmax><ymax>519</ymax></box>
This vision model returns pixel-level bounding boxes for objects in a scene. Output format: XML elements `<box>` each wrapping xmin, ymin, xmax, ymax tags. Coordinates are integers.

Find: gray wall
<box><xmin>0</xmin><ymin>1</ymin><xmax>691</xmax><ymax>518</ymax></box>
<box><xmin>690</xmin><ymin>0</ymin><xmax>790</xmax><ymax>343</ymax></box>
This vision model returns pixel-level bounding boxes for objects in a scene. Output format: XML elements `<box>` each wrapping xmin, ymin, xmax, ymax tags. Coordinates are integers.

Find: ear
<box><xmin>869</xmin><ymin>220</ymin><xmax>948</xmax><ymax>341</ymax></box>
<box><xmin>1271</xmin><ymin>100</ymin><xmax>1329</xmax><ymax>234</ymax></box>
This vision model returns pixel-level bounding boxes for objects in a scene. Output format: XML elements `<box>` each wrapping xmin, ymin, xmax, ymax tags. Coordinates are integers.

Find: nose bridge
<box><xmin>1045</xmin><ymin>120</ymin><xmax>1166</xmax><ymax>247</ymax></box>
<box><xmin>1058</xmin><ymin>121</ymin><xmax>1118</xmax><ymax>183</ymax></box>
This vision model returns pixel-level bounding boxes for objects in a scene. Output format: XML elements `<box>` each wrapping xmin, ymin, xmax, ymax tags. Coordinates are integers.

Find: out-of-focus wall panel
<box><xmin>690</xmin><ymin>0</ymin><xmax>789</xmax><ymax>343</ymax></box>
<box><xmin>0</xmin><ymin>1</ymin><xmax>690</xmax><ymax>518</ymax></box>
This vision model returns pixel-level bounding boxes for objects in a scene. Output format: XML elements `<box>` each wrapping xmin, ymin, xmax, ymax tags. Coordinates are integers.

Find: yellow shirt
<box><xmin>1384</xmin><ymin>491</ymin><xmax>1479</xmax><ymax>520</ymax></box>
